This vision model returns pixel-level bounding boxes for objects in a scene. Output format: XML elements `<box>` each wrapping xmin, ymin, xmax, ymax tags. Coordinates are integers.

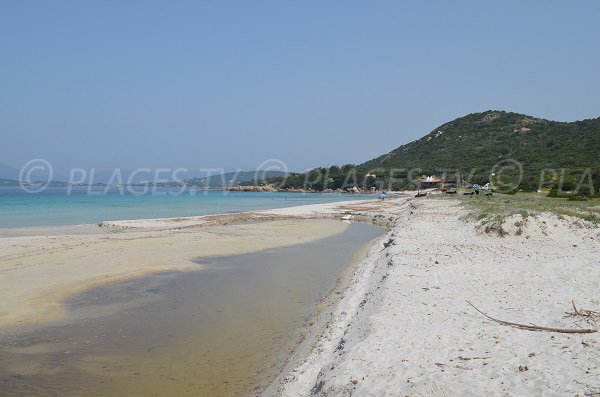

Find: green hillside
<box><xmin>363</xmin><ymin>111</ymin><xmax>600</xmax><ymax>170</ymax></box>
<box><xmin>268</xmin><ymin>110</ymin><xmax>600</xmax><ymax>193</ymax></box>
<box><xmin>361</xmin><ymin>110</ymin><xmax>600</xmax><ymax>191</ymax></box>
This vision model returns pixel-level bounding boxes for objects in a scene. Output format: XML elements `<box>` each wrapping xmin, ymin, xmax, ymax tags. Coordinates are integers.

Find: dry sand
<box><xmin>264</xmin><ymin>196</ymin><xmax>600</xmax><ymax>397</ymax></box>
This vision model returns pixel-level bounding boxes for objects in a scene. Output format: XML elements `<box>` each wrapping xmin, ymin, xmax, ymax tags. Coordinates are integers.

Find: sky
<box><xmin>1</xmin><ymin>0</ymin><xmax>600</xmax><ymax>176</ymax></box>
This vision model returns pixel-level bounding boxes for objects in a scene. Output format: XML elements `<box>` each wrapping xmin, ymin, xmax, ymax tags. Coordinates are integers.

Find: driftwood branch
<box><xmin>466</xmin><ymin>301</ymin><xmax>598</xmax><ymax>334</ymax></box>
<box><xmin>572</xmin><ymin>300</ymin><xmax>600</xmax><ymax>318</ymax></box>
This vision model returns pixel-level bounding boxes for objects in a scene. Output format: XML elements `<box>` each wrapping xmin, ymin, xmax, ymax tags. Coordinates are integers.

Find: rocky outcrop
<box><xmin>227</xmin><ymin>184</ymin><xmax>278</xmax><ymax>192</ymax></box>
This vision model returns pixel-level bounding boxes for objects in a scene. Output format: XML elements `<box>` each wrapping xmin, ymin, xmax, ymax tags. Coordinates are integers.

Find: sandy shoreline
<box><xmin>2</xmin><ymin>195</ymin><xmax>599</xmax><ymax>396</ymax></box>
<box><xmin>0</xmin><ymin>197</ymin><xmax>396</xmax><ymax>331</ymax></box>
<box><xmin>0</xmin><ymin>215</ymin><xmax>358</xmax><ymax>331</ymax></box>
<box><xmin>0</xmin><ymin>196</ymin><xmax>397</xmax><ymax>332</ymax></box>
<box><xmin>263</xmin><ymin>196</ymin><xmax>600</xmax><ymax>397</ymax></box>
<box><xmin>246</xmin><ymin>225</ymin><xmax>387</xmax><ymax>397</ymax></box>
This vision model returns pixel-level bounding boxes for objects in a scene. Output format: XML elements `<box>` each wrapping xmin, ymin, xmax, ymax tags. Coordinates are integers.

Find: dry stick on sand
<box><xmin>466</xmin><ymin>301</ymin><xmax>598</xmax><ymax>334</ymax></box>
<box><xmin>572</xmin><ymin>300</ymin><xmax>600</xmax><ymax>318</ymax></box>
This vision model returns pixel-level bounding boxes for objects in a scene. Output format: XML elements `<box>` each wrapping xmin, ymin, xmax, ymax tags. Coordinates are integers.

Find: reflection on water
<box><xmin>0</xmin><ymin>222</ymin><xmax>382</xmax><ymax>397</ymax></box>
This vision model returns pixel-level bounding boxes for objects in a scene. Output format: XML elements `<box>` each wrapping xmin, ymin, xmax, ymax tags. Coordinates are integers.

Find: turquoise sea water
<box><xmin>0</xmin><ymin>187</ymin><xmax>372</xmax><ymax>228</ymax></box>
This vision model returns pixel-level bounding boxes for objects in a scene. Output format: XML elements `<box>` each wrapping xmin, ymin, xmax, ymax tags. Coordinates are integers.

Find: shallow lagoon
<box><xmin>0</xmin><ymin>222</ymin><xmax>382</xmax><ymax>397</ymax></box>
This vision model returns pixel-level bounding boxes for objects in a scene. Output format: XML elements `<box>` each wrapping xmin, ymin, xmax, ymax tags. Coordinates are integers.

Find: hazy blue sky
<box><xmin>2</xmin><ymin>0</ymin><xmax>599</xmax><ymax>175</ymax></box>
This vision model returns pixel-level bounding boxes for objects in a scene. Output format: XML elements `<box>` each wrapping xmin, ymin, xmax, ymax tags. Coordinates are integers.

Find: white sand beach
<box><xmin>264</xmin><ymin>196</ymin><xmax>600</xmax><ymax>397</ymax></box>
<box><xmin>1</xmin><ymin>195</ymin><xmax>599</xmax><ymax>396</ymax></box>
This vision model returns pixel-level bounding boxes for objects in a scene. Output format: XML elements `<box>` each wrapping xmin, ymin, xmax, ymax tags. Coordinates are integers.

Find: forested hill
<box><xmin>266</xmin><ymin>110</ymin><xmax>600</xmax><ymax>192</ymax></box>
<box><xmin>360</xmin><ymin>110</ymin><xmax>600</xmax><ymax>190</ymax></box>
<box><xmin>363</xmin><ymin>110</ymin><xmax>600</xmax><ymax>171</ymax></box>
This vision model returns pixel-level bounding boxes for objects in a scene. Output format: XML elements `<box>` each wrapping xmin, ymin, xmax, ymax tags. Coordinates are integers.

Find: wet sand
<box><xmin>0</xmin><ymin>219</ymin><xmax>349</xmax><ymax>330</ymax></box>
<box><xmin>0</xmin><ymin>223</ymin><xmax>383</xmax><ymax>397</ymax></box>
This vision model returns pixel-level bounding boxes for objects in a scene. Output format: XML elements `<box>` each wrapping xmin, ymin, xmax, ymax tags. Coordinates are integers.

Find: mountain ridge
<box><xmin>359</xmin><ymin>110</ymin><xmax>600</xmax><ymax>189</ymax></box>
<box><xmin>266</xmin><ymin>110</ymin><xmax>600</xmax><ymax>192</ymax></box>
<box><xmin>362</xmin><ymin>110</ymin><xmax>600</xmax><ymax>169</ymax></box>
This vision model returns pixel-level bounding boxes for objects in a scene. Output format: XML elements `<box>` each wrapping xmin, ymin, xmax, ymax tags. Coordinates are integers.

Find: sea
<box><xmin>0</xmin><ymin>186</ymin><xmax>372</xmax><ymax>228</ymax></box>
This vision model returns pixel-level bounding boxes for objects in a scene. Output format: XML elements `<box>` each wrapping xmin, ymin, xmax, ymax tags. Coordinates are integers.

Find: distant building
<box><xmin>420</xmin><ymin>175</ymin><xmax>442</xmax><ymax>189</ymax></box>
